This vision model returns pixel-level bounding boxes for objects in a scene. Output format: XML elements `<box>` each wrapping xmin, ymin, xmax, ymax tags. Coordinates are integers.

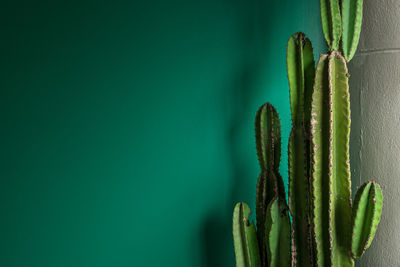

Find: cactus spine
<box><xmin>232</xmin><ymin>0</ymin><xmax>383</xmax><ymax>266</ymax></box>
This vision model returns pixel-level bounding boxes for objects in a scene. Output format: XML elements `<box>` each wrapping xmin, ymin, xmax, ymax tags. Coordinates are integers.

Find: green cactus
<box><xmin>311</xmin><ymin>51</ymin><xmax>354</xmax><ymax>267</ymax></box>
<box><xmin>232</xmin><ymin>0</ymin><xmax>383</xmax><ymax>266</ymax></box>
<box><xmin>287</xmin><ymin>32</ymin><xmax>315</xmax><ymax>266</ymax></box>
<box><xmin>351</xmin><ymin>181</ymin><xmax>383</xmax><ymax>258</ymax></box>
<box><xmin>233</xmin><ymin>202</ymin><xmax>261</xmax><ymax>267</ymax></box>
<box><xmin>287</xmin><ymin>32</ymin><xmax>315</xmax><ymax>128</ymax></box>
<box><xmin>265</xmin><ymin>198</ymin><xmax>291</xmax><ymax>267</ymax></box>
<box><xmin>341</xmin><ymin>0</ymin><xmax>363</xmax><ymax>62</ymax></box>
<box><xmin>309</xmin><ymin>53</ymin><xmax>332</xmax><ymax>267</ymax></box>
<box><xmin>255</xmin><ymin>103</ymin><xmax>282</xmax><ymax>176</ymax></box>
<box><xmin>255</xmin><ymin>103</ymin><xmax>286</xmax><ymax>266</ymax></box>
<box><xmin>320</xmin><ymin>0</ymin><xmax>342</xmax><ymax>51</ymax></box>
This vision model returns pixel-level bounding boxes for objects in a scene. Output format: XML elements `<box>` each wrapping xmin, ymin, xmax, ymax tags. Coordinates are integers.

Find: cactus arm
<box><xmin>255</xmin><ymin>103</ymin><xmax>282</xmax><ymax>175</ymax></box>
<box><xmin>320</xmin><ymin>0</ymin><xmax>342</xmax><ymax>50</ymax></box>
<box><xmin>233</xmin><ymin>202</ymin><xmax>261</xmax><ymax>267</ymax></box>
<box><xmin>329</xmin><ymin>51</ymin><xmax>354</xmax><ymax>267</ymax></box>
<box><xmin>287</xmin><ymin>32</ymin><xmax>305</xmax><ymax>126</ymax></box>
<box><xmin>351</xmin><ymin>181</ymin><xmax>383</xmax><ymax>258</ymax></box>
<box><xmin>310</xmin><ymin>54</ymin><xmax>332</xmax><ymax>267</ymax></box>
<box><xmin>287</xmin><ymin>32</ymin><xmax>315</xmax><ymax>127</ymax></box>
<box><xmin>265</xmin><ymin>199</ymin><xmax>291</xmax><ymax>267</ymax></box>
<box><xmin>341</xmin><ymin>0</ymin><xmax>363</xmax><ymax>62</ymax></box>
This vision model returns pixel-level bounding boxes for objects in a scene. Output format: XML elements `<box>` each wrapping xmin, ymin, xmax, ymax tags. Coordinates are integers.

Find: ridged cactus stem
<box><xmin>329</xmin><ymin>51</ymin><xmax>353</xmax><ymax>267</ymax></box>
<box><xmin>255</xmin><ymin>103</ymin><xmax>286</xmax><ymax>266</ymax></box>
<box><xmin>287</xmin><ymin>32</ymin><xmax>315</xmax><ymax>266</ymax></box>
<box><xmin>311</xmin><ymin>51</ymin><xmax>354</xmax><ymax>267</ymax></box>
<box><xmin>310</xmin><ymin>53</ymin><xmax>331</xmax><ymax>267</ymax></box>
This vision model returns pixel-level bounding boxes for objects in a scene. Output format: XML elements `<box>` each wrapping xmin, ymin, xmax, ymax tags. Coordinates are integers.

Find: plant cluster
<box><xmin>232</xmin><ymin>0</ymin><xmax>383</xmax><ymax>266</ymax></box>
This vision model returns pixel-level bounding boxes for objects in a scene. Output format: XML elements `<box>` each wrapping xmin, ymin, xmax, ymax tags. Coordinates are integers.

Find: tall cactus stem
<box><xmin>287</xmin><ymin>32</ymin><xmax>315</xmax><ymax>266</ymax></box>
<box><xmin>255</xmin><ymin>103</ymin><xmax>285</xmax><ymax>266</ymax></box>
<box><xmin>311</xmin><ymin>53</ymin><xmax>332</xmax><ymax>267</ymax></box>
<box><xmin>328</xmin><ymin>51</ymin><xmax>353</xmax><ymax>267</ymax></box>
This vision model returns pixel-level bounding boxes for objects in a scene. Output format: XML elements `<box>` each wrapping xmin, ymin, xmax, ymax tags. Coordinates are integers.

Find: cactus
<box><xmin>233</xmin><ymin>202</ymin><xmax>261</xmax><ymax>267</ymax></box>
<box><xmin>311</xmin><ymin>50</ymin><xmax>354</xmax><ymax>267</ymax></box>
<box><xmin>320</xmin><ymin>0</ymin><xmax>341</xmax><ymax>51</ymax></box>
<box><xmin>287</xmin><ymin>32</ymin><xmax>315</xmax><ymax>266</ymax></box>
<box><xmin>341</xmin><ymin>0</ymin><xmax>363</xmax><ymax>62</ymax></box>
<box><xmin>350</xmin><ymin>181</ymin><xmax>383</xmax><ymax>258</ymax></box>
<box><xmin>255</xmin><ymin>103</ymin><xmax>286</xmax><ymax>266</ymax></box>
<box><xmin>309</xmin><ymin>53</ymin><xmax>331</xmax><ymax>267</ymax></box>
<box><xmin>265</xmin><ymin>198</ymin><xmax>291</xmax><ymax>267</ymax></box>
<box><xmin>232</xmin><ymin>0</ymin><xmax>383</xmax><ymax>266</ymax></box>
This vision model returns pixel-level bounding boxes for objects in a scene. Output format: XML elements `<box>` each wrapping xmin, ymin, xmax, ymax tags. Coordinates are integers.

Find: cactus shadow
<box><xmin>200</xmin><ymin>66</ymin><xmax>259</xmax><ymax>267</ymax></box>
<box><xmin>199</xmin><ymin>0</ymin><xmax>281</xmax><ymax>265</ymax></box>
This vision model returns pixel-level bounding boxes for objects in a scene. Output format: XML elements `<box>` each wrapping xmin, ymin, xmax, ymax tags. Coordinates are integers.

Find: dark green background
<box><xmin>1</xmin><ymin>1</ymin><xmax>324</xmax><ymax>266</ymax></box>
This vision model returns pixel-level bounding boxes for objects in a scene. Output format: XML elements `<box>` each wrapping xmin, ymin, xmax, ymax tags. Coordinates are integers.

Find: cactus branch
<box><xmin>233</xmin><ymin>202</ymin><xmax>261</xmax><ymax>267</ymax></box>
<box><xmin>320</xmin><ymin>0</ymin><xmax>342</xmax><ymax>50</ymax></box>
<box><xmin>265</xmin><ymin>199</ymin><xmax>291</xmax><ymax>267</ymax></box>
<box><xmin>341</xmin><ymin>0</ymin><xmax>363</xmax><ymax>62</ymax></box>
<box><xmin>351</xmin><ymin>181</ymin><xmax>383</xmax><ymax>258</ymax></box>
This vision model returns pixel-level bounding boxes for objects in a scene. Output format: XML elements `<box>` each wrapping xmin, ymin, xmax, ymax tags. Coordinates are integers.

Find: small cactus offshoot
<box><xmin>232</xmin><ymin>0</ymin><xmax>383</xmax><ymax>266</ymax></box>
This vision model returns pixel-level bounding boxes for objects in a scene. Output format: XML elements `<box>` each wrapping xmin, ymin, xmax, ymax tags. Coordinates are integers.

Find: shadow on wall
<box><xmin>200</xmin><ymin>0</ymin><xmax>283</xmax><ymax>266</ymax></box>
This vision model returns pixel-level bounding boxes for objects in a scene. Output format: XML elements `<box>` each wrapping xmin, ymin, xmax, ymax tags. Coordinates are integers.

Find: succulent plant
<box><xmin>232</xmin><ymin>0</ymin><xmax>383</xmax><ymax>266</ymax></box>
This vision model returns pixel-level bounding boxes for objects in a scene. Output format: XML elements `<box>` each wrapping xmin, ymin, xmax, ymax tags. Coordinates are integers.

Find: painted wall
<box><xmin>0</xmin><ymin>1</ymin><xmax>323</xmax><ymax>266</ymax></box>
<box><xmin>349</xmin><ymin>0</ymin><xmax>400</xmax><ymax>265</ymax></box>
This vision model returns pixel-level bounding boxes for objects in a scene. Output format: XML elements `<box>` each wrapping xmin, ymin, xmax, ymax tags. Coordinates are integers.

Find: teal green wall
<box><xmin>1</xmin><ymin>1</ymin><xmax>324</xmax><ymax>266</ymax></box>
